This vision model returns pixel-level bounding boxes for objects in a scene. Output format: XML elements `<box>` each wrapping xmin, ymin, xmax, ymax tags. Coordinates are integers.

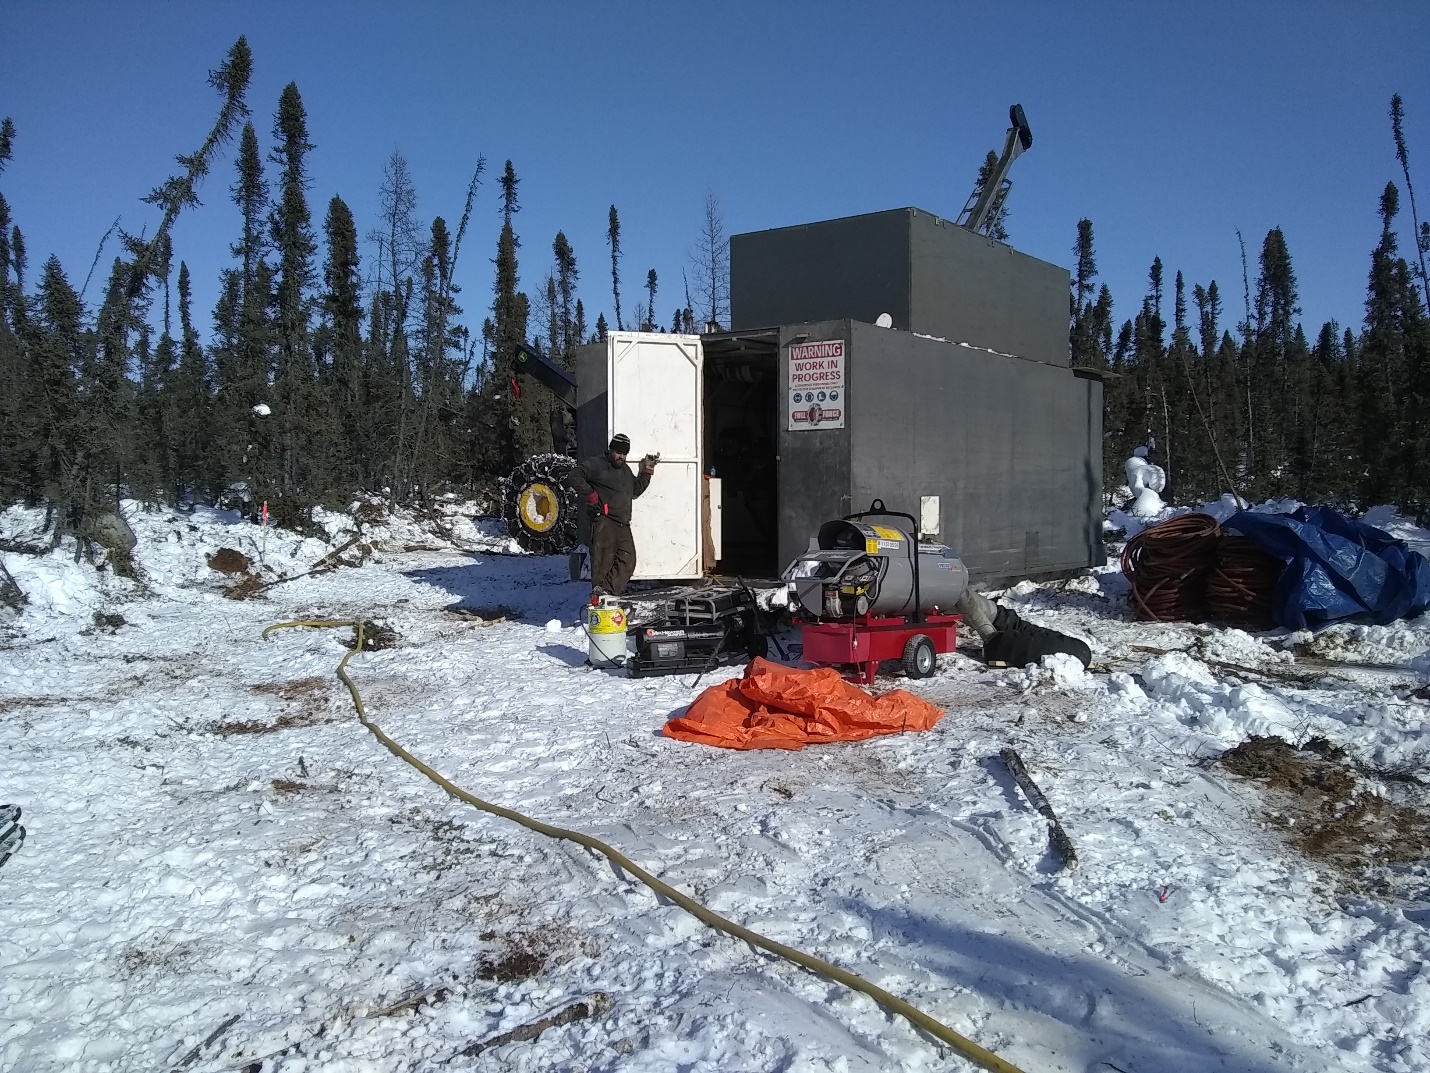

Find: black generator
<box><xmin>628</xmin><ymin>587</ymin><xmax>771</xmax><ymax>677</ymax></box>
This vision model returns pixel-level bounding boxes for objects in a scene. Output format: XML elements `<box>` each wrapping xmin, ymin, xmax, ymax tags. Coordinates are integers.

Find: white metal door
<box><xmin>607</xmin><ymin>332</ymin><xmax>703</xmax><ymax>580</ymax></box>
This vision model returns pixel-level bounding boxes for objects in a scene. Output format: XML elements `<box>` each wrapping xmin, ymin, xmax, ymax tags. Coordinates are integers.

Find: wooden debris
<box><xmin>369</xmin><ymin>985</ymin><xmax>451</xmax><ymax>1018</ymax></box>
<box><xmin>999</xmin><ymin>747</ymin><xmax>1079</xmax><ymax>871</ymax></box>
<box><xmin>0</xmin><ymin>556</ymin><xmax>25</xmax><ymax>611</ymax></box>
<box><xmin>255</xmin><ymin>535</ymin><xmax>367</xmax><ymax>593</ymax></box>
<box><xmin>171</xmin><ymin>1012</ymin><xmax>240</xmax><ymax>1071</ymax></box>
<box><xmin>452</xmin><ymin>993</ymin><xmax>611</xmax><ymax>1060</ymax></box>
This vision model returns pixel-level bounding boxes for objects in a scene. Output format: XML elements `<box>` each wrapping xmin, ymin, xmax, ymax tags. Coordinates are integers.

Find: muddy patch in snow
<box><xmin>476</xmin><ymin>933</ymin><xmax>551</xmax><ymax>983</ymax></box>
<box><xmin>206</xmin><ymin>547</ymin><xmax>253</xmax><ymax>574</ymax></box>
<box><xmin>222</xmin><ymin>572</ymin><xmax>266</xmax><ymax>600</ymax></box>
<box><xmin>250</xmin><ymin>674</ymin><xmax>330</xmax><ymax>700</ymax></box>
<box><xmin>0</xmin><ymin>694</ymin><xmax>77</xmax><ymax>713</ymax></box>
<box><xmin>212</xmin><ymin>710</ymin><xmax>335</xmax><ymax>736</ymax></box>
<box><xmin>215</xmin><ymin>678</ymin><xmax>335</xmax><ymax>735</ymax></box>
<box><xmin>114</xmin><ymin>936</ymin><xmax>204</xmax><ymax>980</ymax></box>
<box><xmin>1219</xmin><ymin>735</ymin><xmax>1430</xmax><ymax>879</ymax></box>
<box><xmin>475</xmin><ymin>922</ymin><xmax>596</xmax><ymax>984</ymax></box>
<box><xmin>345</xmin><ymin>619</ymin><xmax>400</xmax><ymax>650</ymax></box>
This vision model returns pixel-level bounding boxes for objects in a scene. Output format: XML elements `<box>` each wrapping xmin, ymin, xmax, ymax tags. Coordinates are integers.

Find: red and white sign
<box><xmin>787</xmin><ymin>339</ymin><xmax>846</xmax><ymax>431</ymax></box>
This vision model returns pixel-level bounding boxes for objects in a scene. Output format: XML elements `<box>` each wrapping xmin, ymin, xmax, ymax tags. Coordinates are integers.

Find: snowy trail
<box><xmin>4</xmin><ymin>506</ymin><xmax>1430</xmax><ymax>1071</ymax></box>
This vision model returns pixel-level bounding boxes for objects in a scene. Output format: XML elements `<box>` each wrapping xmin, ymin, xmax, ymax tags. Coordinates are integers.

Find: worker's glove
<box><xmin>585</xmin><ymin>490</ymin><xmax>601</xmax><ymax>506</ymax></box>
<box><xmin>640</xmin><ymin>452</ymin><xmax>660</xmax><ymax>473</ymax></box>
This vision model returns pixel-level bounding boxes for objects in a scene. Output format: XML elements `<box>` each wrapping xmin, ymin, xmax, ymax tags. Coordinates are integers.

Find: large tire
<box><xmin>902</xmin><ymin>633</ymin><xmax>937</xmax><ymax>679</ymax></box>
<box><xmin>502</xmin><ymin>454</ymin><xmax>579</xmax><ymax>555</ymax></box>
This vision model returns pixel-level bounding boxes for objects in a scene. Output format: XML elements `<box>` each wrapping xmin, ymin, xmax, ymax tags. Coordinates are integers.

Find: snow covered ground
<box><xmin>3</xmin><ymin>500</ymin><xmax>1429</xmax><ymax>1072</ymax></box>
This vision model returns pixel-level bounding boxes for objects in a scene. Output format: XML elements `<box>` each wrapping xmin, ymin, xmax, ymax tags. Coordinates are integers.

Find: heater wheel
<box><xmin>903</xmin><ymin>634</ymin><xmax>937</xmax><ymax>679</ymax></box>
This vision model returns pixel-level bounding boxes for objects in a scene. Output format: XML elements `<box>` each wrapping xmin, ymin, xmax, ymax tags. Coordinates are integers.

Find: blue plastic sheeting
<box><xmin>1225</xmin><ymin>506</ymin><xmax>1430</xmax><ymax>630</ymax></box>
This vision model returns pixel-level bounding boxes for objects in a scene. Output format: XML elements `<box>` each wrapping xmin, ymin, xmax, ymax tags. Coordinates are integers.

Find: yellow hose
<box><xmin>262</xmin><ymin>618</ymin><xmax>1029</xmax><ymax>1073</ymax></box>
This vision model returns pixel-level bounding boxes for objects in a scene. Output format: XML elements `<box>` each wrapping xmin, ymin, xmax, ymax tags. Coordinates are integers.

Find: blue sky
<box><xmin>5</xmin><ymin>2</ymin><xmax>1430</xmax><ymax>350</ymax></box>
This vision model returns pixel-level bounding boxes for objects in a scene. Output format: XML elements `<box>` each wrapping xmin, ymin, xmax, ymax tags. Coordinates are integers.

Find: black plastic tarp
<box><xmin>1224</xmin><ymin>506</ymin><xmax>1430</xmax><ymax>630</ymax></box>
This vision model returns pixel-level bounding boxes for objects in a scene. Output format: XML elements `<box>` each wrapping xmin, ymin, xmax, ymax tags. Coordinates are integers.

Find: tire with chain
<box><xmin>502</xmin><ymin>454</ymin><xmax>579</xmax><ymax>555</ymax></box>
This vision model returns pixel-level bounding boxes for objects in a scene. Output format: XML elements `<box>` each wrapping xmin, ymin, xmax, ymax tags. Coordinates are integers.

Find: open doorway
<box><xmin>703</xmin><ymin>330</ymin><xmax>780</xmax><ymax>577</ymax></box>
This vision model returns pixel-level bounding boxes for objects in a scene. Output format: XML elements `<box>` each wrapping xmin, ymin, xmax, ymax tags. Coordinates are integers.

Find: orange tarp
<box><xmin>662</xmin><ymin>658</ymin><xmax>945</xmax><ymax>751</ymax></box>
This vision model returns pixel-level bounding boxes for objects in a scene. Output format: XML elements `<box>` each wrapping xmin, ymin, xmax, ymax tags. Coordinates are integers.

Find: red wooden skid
<box><xmin>800</xmin><ymin>614</ymin><xmax>961</xmax><ymax>684</ymax></box>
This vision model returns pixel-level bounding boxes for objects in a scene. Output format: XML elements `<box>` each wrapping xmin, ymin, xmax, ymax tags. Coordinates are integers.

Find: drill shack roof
<box><xmin>731</xmin><ymin>206</ymin><xmax>1070</xmax><ymax>369</ymax></box>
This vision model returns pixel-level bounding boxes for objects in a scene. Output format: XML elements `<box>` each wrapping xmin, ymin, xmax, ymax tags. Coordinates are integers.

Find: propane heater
<box><xmin>783</xmin><ymin>500</ymin><xmax>966</xmax><ymax>683</ymax></box>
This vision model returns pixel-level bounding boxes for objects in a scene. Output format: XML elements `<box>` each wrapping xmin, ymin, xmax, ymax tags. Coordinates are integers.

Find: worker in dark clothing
<box><xmin>569</xmin><ymin>433</ymin><xmax>658</xmax><ymax>595</ymax></box>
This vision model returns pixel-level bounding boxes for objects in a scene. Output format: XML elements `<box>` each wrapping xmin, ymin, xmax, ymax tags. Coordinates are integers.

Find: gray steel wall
<box><xmin>906</xmin><ymin>210</ymin><xmax>1069</xmax><ymax>367</ymax></box>
<box><xmin>733</xmin><ymin>211</ymin><xmax>912</xmax><ymax>332</ymax></box>
<box><xmin>844</xmin><ymin>321</ymin><xmax>1102</xmax><ymax>582</ymax></box>
<box><xmin>732</xmin><ymin>208</ymin><xmax>1070</xmax><ymax>368</ymax></box>
<box><xmin>776</xmin><ymin>321</ymin><xmax>854</xmax><ymax>571</ymax></box>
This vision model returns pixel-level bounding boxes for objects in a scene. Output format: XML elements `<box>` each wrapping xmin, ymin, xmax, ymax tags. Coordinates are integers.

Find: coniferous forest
<box><xmin>2</xmin><ymin>37</ymin><xmax>1429</xmax><ymax>548</ymax></box>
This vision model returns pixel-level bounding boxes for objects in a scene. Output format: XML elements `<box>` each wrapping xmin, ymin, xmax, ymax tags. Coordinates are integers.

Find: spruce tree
<box><xmin>268</xmin><ymin>82</ymin><xmax>320</xmax><ymax>499</ymax></box>
<box><xmin>318</xmin><ymin>195</ymin><xmax>363</xmax><ymax>487</ymax></box>
<box><xmin>544</xmin><ymin>274</ymin><xmax>559</xmax><ymax>357</ymax></box>
<box><xmin>607</xmin><ymin>206</ymin><xmax>623</xmax><ymax>331</ymax></box>
<box><xmin>1140</xmin><ymin>263</ymin><xmax>1170</xmax><ymax>483</ymax></box>
<box><xmin>0</xmin><ymin>120</ymin><xmax>26</xmax><ymax>502</ymax></box>
<box><xmin>233</xmin><ymin>123</ymin><xmax>266</xmax><ymax>291</ymax></box>
<box><xmin>553</xmin><ymin>231</ymin><xmax>578</xmax><ymax>365</ymax></box>
<box><xmin>1391</xmin><ymin>94</ymin><xmax>1430</xmax><ymax>313</ymax></box>
<box><xmin>133</xmin><ymin>236</ymin><xmax>177</xmax><ymax>503</ymax></box>
<box><xmin>1192</xmin><ymin>282</ymin><xmax>1226</xmax><ymax>469</ymax></box>
<box><xmin>1102</xmin><ymin>317</ymin><xmax>1138</xmax><ymax>487</ymax></box>
<box><xmin>1251</xmin><ymin>228</ymin><xmax>1302</xmax><ymax>496</ymax></box>
<box><xmin>408</xmin><ymin>216</ymin><xmax>464</xmax><ymax>495</ymax></box>
<box><xmin>1070</xmin><ymin>219</ymin><xmax>1099</xmax><ymax>367</ymax></box>
<box><xmin>474</xmin><ymin>161</ymin><xmax>535</xmax><ymax>476</ymax></box>
<box><xmin>89</xmin><ymin>258</ymin><xmax>142</xmax><ymax>519</ymax></box>
<box><xmin>645</xmin><ymin>269</ymin><xmax>658</xmax><ymax>330</ymax></box>
<box><xmin>26</xmin><ymin>257</ymin><xmax>84</xmax><ymax>516</ymax></box>
<box><xmin>213</xmin><ymin>118</ymin><xmax>275</xmax><ymax>503</ymax></box>
<box><xmin>1359</xmin><ymin>182</ymin><xmax>1430</xmax><ymax>511</ymax></box>
<box><xmin>1073</xmin><ymin>219</ymin><xmax>1097</xmax><ymax>312</ymax></box>
<box><xmin>170</xmin><ymin>262</ymin><xmax>212</xmax><ymax>500</ymax></box>
<box><xmin>123</xmin><ymin>37</ymin><xmax>252</xmax><ymax>302</ymax></box>
<box><xmin>1091</xmin><ymin>284</ymin><xmax>1113</xmax><ymax>361</ymax></box>
<box><xmin>10</xmin><ymin>224</ymin><xmax>25</xmax><ymax>296</ymax></box>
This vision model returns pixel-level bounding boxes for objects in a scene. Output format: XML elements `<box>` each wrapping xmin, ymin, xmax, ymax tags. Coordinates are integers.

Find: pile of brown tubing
<box><xmin>1207</xmin><ymin>535</ymin><xmax>1283</xmax><ymax>629</ymax></box>
<box><xmin>1121</xmin><ymin>513</ymin><xmax>1283</xmax><ymax>627</ymax></box>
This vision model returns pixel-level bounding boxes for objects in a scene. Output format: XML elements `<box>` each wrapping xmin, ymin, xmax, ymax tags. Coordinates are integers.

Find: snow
<box><xmin>1124</xmin><ymin>448</ymin><xmax>1167</xmax><ymax>518</ymax></box>
<box><xmin>3</xmin><ymin>499</ymin><xmax>1430</xmax><ymax>1071</ymax></box>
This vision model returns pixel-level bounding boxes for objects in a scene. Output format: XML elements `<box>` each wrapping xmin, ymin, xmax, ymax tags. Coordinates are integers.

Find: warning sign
<box><xmin>788</xmin><ymin>339</ymin><xmax>845</xmax><ymax>431</ymax></box>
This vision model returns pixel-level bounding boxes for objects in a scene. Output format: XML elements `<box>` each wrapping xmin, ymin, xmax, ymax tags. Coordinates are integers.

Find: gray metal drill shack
<box><xmin>571</xmin><ymin>205</ymin><xmax>1104</xmax><ymax>585</ymax></box>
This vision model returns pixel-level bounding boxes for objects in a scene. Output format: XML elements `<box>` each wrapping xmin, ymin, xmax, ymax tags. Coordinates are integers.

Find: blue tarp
<box><xmin>1224</xmin><ymin>506</ymin><xmax>1430</xmax><ymax>630</ymax></box>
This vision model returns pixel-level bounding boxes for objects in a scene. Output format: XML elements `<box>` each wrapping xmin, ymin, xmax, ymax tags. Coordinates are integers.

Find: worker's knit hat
<box><xmin>609</xmin><ymin>433</ymin><xmax>631</xmax><ymax>454</ymax></box>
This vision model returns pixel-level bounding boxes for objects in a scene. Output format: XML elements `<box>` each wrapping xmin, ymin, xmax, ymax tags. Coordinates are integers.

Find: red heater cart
<box><xmin>800</xmin><ymin>613</ymin><xmax>961</xmax><ymax>684</ymax></box>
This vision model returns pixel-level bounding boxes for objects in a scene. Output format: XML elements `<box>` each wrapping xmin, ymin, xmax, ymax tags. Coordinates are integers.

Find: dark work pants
<box><xmin>590</xmin><ymin>515</ymin><xmax>638</xmax><ymax>595</ymax></box>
